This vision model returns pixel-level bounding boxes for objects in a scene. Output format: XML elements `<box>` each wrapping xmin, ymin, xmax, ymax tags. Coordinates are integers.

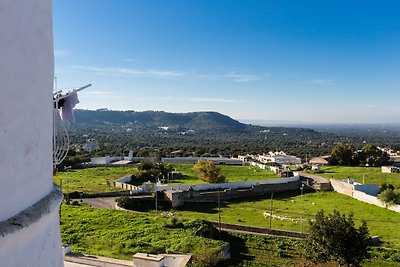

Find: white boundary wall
<box><xmin>331</xmin><ymin>179</ymin><xmax>400</xmax><ymax>213</ymax></box>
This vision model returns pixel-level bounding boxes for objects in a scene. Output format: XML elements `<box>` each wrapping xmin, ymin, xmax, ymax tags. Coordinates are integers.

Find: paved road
<box><xmin>300</xmin><ymin>172</ymin><xmax>330</xmax><ymax>183</ymax></box>
<box><xmin>79</xmin><ymin>197</ymin><xmax>118</xmax><ymax>209</ymax></box>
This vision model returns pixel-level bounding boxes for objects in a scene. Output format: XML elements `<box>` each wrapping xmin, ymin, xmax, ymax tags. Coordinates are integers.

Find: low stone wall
<box><xmin>111</xmin><ymin>176</ymin><xmax>141</xmax><ymax>192</ymax></box>
<box><xmin>212</xmin><ymin>222</ymin><xmax>307</xmax><ymax>239</ymax></box>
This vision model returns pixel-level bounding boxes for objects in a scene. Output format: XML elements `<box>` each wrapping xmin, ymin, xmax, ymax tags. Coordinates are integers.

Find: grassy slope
<box><xmin>176</xmin><ymin>190</ymin><xmax>400</xmax><ymax>249</ymax></box>
<box><xmin>61</xmin><ymin>204</ymin><xmax>400</xmax><ymax>267</ymax></box>
<box><xmin>60</xmin><ymin>204</ymin><xmax>225</xmax><ymax>263</ymax></box>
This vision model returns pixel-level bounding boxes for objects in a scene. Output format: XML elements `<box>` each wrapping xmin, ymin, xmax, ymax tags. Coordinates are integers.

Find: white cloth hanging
<box><xmin>60</xmin><ymin>91</ymin><xmax>80</xmax><ymax>123</ymax></box>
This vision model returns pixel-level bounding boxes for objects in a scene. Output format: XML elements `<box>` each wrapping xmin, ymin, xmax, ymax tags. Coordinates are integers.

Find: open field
<box><xmin>306</xmin><ymin>166</ymin><xmax>400</xmax><ymax>186</ymax></box>
<box><xmin>53</xmin><ymin>167</ymin><xmax>138</xmax><ymax>194</ymax></box>
<box><xmin>60</xmin><ymin>204</ymin><xmax>226</xmax><ymax>265</ymax></box>
<box><xmin>54</xmin><ymin>164</ymin><xmax>279</xmax><ymax>193</ymax></box>
<box><xmin>171</xmin><ymin>163</ymin><xmax>279</xmax><ymax>185</ymax></box>
<box><xmin>175</xmin><ymin>190</ymin><xmax>400</xmax><ymax>249</ymax></box>
<box><xmin>61</xmin><ymin>203</ymin><xmax>400</xmax><ymax>267</ymax></box>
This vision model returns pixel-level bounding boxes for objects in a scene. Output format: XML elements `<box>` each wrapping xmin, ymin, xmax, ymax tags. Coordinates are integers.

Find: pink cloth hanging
<box><xmin>60</xmin><ymin>92</ymin><xmax>79</xmax><ymax>123</ymax></box>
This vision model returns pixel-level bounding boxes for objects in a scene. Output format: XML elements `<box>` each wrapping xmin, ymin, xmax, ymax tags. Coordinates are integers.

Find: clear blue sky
<box><xmin>53</xmin><ymin>0</ymin><xmax>400</xmax><ymax>123</ymax></box>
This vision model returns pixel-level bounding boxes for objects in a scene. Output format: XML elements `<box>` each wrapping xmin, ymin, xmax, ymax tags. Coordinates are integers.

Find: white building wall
<box><xmin>0</xmin><ymin>0</ymin><xmax>63</xmax><ymax>266</ymax></box>
<box><xmin>155</xmin><ymin>176</ymin><xmax>300</xmax><ymax>192</ymax></box>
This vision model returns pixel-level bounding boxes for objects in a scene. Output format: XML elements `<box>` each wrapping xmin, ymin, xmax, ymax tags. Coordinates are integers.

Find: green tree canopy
<box><xmin>306</xmin><ymin>210</ymin><xmax>370</xmax><ymax>267</ymax></box>
<box><xmin>358</xmin><ymin>144</ymin><xmax>389</xmax><ymax>167</ymax></box>
<box><xmin>193</xmin><ymin>160</ymin><xmax>226</xmax><ymax>183</ymax></box>
<box><xmin>378</xmin><ymin>189</ymin><xmax>400</xmax><ymax>206</ymax></box>
<box><xmin>330</xmin><ymin>143</ymin><xmax>357</xmax><ymax>166</ymax></box>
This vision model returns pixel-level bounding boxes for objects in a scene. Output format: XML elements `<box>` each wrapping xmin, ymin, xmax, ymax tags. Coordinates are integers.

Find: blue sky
<box><xmin>53</xmin><ymin>1</ymin><xmax>400</xmax><ymax>123</ymax></box>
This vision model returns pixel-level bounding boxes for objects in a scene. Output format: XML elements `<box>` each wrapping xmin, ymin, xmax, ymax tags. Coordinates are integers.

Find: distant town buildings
<box><xmin>377</xmin><ymin>147</ymin><xmax>399</xmax><ymax>157</ymax></box>
<box><xmin>255</xmin><ymin>151</ymin><xmax>301</xmax><ymax>165</ymax></box>
<box><xmin>381</xmin><ymin>166</ymin><xmax>400</xmax><ymax>173</ymax></box>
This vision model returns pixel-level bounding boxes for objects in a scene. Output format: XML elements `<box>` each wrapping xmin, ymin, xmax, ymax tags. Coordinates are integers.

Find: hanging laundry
<box><xmin>60</xmin><ymin>91</ymin><xmax>79</xmax><ymax>123</ymax></box>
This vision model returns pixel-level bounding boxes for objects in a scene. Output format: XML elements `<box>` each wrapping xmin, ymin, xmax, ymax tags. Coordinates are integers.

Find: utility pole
<box><xmin>218</xmin><ymin>189</ymin><xmax>221</xmax><ymax>234</ymax></box>
<box><xmin>59</xmin><ymin>178</ymin><xmax>62</xmax><ymax>219</ymax></box>
<box><xmin>269</xmin><ymin>192</ymin><xmax>274</xmax><ymax>229</ymax></box>
<box><xmin>300</xmin><ymin>184</ymin><xmax>304</xmax><ymax>232</ymax></box>
<box><xmin>155</xmin><ymin>173</ymin><xmax>160</xmax><ymax>212</ymax></box>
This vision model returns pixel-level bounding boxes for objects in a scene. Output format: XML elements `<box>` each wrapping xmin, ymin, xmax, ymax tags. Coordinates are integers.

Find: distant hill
<box><xmin>64</xmin><ymin>110</ymin><xmax>400</xmax><ymax>161</ymax></box>
<box><xmin>69</xmin><ymin>109</ymin><xmax>341</xmax><ymax>158</ymax></box>
<box><xmin>74</xmin><ymin>109</ymin><xmax>251</xmax><ymax>133</ymax></box>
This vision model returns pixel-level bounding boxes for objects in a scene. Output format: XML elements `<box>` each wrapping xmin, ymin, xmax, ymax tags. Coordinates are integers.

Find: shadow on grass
<box><xmin>176</xmin><ymin>202</ymin><xmax>224</xmax><ymax>214</ymax></box>
<box><xmin>217</xmin><ymin>232</ymin><xmax>253</xmax><ymax>266</ymax></box>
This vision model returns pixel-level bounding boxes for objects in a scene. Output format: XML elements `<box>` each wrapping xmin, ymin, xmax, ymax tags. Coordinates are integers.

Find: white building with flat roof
<box><xmin>257</xmin><ymin>152</ymin><xmax>301</xmax><ymax>165</ymax></box>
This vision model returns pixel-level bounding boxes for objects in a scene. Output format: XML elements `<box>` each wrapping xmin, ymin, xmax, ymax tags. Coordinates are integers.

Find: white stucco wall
<box><xmin>0</xmin><ymin>0</ymin><xmax>63</xmax><ymax>266</ymax></box>
<box><xmin>0</xmin><ymin>0</ymin><xmax>54</xmax><ymax>221</ymax></box>
<box><xmin>0</xmin><ymin>202</ymin><xmax>63</xmax><ymax>267</ymax></box>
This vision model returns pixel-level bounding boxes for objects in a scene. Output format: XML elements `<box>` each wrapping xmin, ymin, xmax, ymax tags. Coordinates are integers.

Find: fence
<box><xmin>211</xmin><ymin>221</ymin><xmax>307</xmax><ymax>239</ymax></box>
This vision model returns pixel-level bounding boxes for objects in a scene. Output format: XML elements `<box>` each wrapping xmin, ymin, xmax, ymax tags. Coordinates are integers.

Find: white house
<box><xmin>257</xmin><ymin>152</ymin><xmax>301</xmax><ymax>165</ymax></box>
<box><xmin>382</xmin><ymin>166</ymin><xmax>400</xmax><ymax>173</ymax></box>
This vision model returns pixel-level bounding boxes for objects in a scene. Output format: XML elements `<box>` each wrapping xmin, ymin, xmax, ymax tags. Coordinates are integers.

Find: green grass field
<box><xmin>171</xmin><ymin>163</ymin><xmax>279</xmax><ymax>185</ymax></box>
<box><xmin>61</xmin><ymin>203</ymin><xmax>400</xmax><ymax>267</ymax></box>
<box><xmin>54</xmin><ymin>166</ymin><xmax>138</xmax><ymax>194</ymax></box>
<box><xmin>175</xmin><ymin>190</ymin><xmax>400</xmax><ymax>249</ymax></box>
<box><xmin>61</xmin><ymin>204</ymin><xmax>226</xmax><ymax>264</ymax></box>
<box><xmin>307</xmin><ymin>166</ymin><xmax>400</xmax><ymax>186</ymax></box>
<box><xmin>57</xmin><ymin>165</ymin><xmax>400</xmax><ymax>266</ymax></box>
<box><xmin>54</xmin><ymin>164</ymin><xmax>280</xmax><ymax>193</ymax></box>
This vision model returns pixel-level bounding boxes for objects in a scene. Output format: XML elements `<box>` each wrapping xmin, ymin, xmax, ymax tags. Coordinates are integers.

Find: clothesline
<box><xmin>53</xmin><ymin>83</ymin><xmax>91</xmax><ymax>101</ymax></box>
<box><xmin>53</xmin><ymin>83</ymin><xmax>91</xmax><ymax>123</ymax></box>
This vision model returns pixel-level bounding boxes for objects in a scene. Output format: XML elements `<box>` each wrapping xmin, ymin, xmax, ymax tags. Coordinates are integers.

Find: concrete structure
<box><xmin>91</xmin><ymin>156</ymin><xmax>123</xmax><ymax>165</ymax></box>
<box><xmin>257</xmin><ymin>152</ymin><xmax>301</xmax><ymax>165</ymax></box>
<box><xmin>382</xmin><ymin>166</ymin><xmax>400</xmax><ymax>173</ymax></box>
<box><xmin>161</xmin><ymin>177</ymin><xmax>301</xmax><ymax>206</ymax></box>
<box><xmin>237</xmin><ymin>154</ymin><xmax>255</xmax><ymax>162</ymax></box>
<box><xmin>0</xmin><ymin>0</ymin><xmax>63</xmax><ymax>266</ymax></box>
<box><xmin>133</xmin><ymin>253</ymin><xmax>191</xmax><ymax>267</ymax></box>
<box><xmin>389</xmin><ymin>156</ymin><xmax>400</xmax><ymax>167</ymax></box>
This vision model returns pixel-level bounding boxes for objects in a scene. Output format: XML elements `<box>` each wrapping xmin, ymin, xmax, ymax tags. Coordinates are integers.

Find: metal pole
<box><xmin>59</xmin><ymin>178</ymin><xmax>62</xmax><ymax>219</ymax></box>
<box><xmin>300</xmin><ymin>184</ymin><xmax>304</xmax><ymax>232</ymax></box>
<box><xmin>218</xmin><ymin>189</ymin><xmax>221</xmax><ymax>233</ymax></box>
<box><xmin>155</xmin><ymin>175</ymin><xmax>158</xmax><ymax>211</ymax></box>
<box><xmin>269</xmin><ymin>192</ymin><xmax>274</xmax><ymax>229</ymax></box>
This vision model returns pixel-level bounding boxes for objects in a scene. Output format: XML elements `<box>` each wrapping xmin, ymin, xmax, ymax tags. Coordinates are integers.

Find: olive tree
<box><xmin>193</xmin><ymin>160</ymin><xmax>226</xmax><ymax>183</ymax></box>
<box><xmin>306</xmin><ymin>210</ymin><xmax>370</xmax><ymax>267</ymax></box>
